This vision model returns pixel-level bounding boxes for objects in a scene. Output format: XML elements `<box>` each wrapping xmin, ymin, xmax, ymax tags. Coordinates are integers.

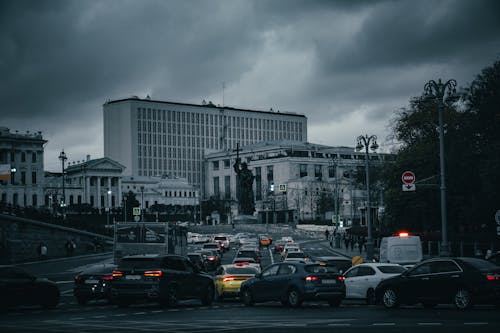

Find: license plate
<box><xmin>321</xmin><ymin>279</ymin><xmax>337</xmax><ymax>284</ymax></box>
<box><xmin>125</xmin><ymin>275</ymin><xmax>142</xmax><ymax>280</ymax></box>
<box><xmin>85</xmin><ymin>279</ymin><xmax>99</xmax><ymax>284</ymax></box>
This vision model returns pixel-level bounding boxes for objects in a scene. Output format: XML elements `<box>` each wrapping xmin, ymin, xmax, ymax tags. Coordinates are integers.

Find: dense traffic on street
<box><xmin>1</xmin><ymin>228</ymin><xmax>500</xmax><ymax>332</ymax></box>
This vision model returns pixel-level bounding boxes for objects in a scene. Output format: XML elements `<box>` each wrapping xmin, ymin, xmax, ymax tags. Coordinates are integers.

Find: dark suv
<box><xmin>240</xmin><ymin>261</ymin><xmax>345</xmax><ymax>307</ymax></box>
<box><xmin>111</xmin><ymin>254</ymin><xmax>215</xmax><ymax>307</ymax></box>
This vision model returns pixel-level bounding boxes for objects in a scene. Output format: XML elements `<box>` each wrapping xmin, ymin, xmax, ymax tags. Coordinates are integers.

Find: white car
<box><xmin>283</xmin><ymin>250</ymin><xmax>309</xmax><ymax>262</ymax></box>
<box><xmin>343</xmin><ymin>263</ymin><xmax>407</xmax><ymax>304</ymax></box>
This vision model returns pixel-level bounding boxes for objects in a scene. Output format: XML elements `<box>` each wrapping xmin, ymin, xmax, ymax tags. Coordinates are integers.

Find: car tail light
<box><xmin>486</xmin><ymin>274</ymin><xmax>500</xmax><ymax>281</ymax></box>
<box><xmin>74</xmin><ymin>275</ymin><xmax>83</xmax><ymax>282</ymax></box>
<box><xmin>223</xmin><ymin>276</ymin><xmax>235</xmax><ymax>282</ymax></box>
<box><xmin>101</xmin><ymin>275</ymin><xmax>113</xmax><ymax>281</ymax></box>
<box><xmin>112</xmin><ymin>270</ymin><xmax>123</xmax><ymax>277</ymax></box>
<box><xmin>144</xmin><ymin>270</ymin><xmax>163</xmax><ymax>277</ymax></box>
<box><xmin>208</xmin><ymin>256</ymin><xmax>215</xmax><ymax>261</ymax></box>
<box><xmin>305</xmin><ymin>276</ymin><xmax>319</xmax><ymax>282</ymax></box>
<box><xmin>338</xmin><ymin>276</ymin><xmax>346</xmax><ymax>281</ymax></box>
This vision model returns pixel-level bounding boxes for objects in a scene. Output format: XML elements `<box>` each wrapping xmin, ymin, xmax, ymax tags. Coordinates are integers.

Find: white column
<box><xmin>117</xmin><ymin>177</ymin><xmax>122</xmax><ymax>205</ymax></box>
<box><xmin>96</xmin><ymin>176</ymin><xmax>101</xmax><ymax>209</ymax></box>
<box><xmin>85</xmin><ymin>176</ymin><xmax>91</xmax><ymax>204</ymax></box>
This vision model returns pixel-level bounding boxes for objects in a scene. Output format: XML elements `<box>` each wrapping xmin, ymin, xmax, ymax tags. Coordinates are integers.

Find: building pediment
<box><xmin>66</xmin><ymin>157</ymin><xmax>125</xmax><ymax>174</ymax></box>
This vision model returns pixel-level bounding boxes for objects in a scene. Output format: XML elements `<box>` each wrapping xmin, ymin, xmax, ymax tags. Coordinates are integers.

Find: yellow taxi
<box><xmin>258</xmin><ymin>234</ymin><xmax>272</xmax><ymax>247</ymax></box>
<box><xmin>214</xmin><ymin>263</ymin><xmax>260</xmax><ymax>300</ymax></box>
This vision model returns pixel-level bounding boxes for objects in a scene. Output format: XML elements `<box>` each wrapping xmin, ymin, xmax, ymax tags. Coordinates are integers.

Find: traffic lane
<box><xmin>17</xmin><ymin>253</ymin><xmax>114</xmax><ymax>281</ymax></box>
<box><xmin>1</xmin><ymin>301</ymin><xmax>498</xmax><ymax>332</ymax></box>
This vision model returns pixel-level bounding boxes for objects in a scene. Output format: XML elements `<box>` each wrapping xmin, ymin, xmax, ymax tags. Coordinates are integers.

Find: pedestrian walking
<box><xmin>324</xmin><ymin>229</ymin><xmax>330</xmax><ymax>240</ymax></box>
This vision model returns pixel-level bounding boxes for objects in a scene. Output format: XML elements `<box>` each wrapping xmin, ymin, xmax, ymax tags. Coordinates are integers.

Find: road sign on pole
<box><xmin>402</xmin><ymin>184</ymin><xmax>416</xmax><ymax>192</ymax></box>
<box><xmin>401</xmin><ymin>171</ymin><xmax>415</xmax><ymax>185</ymax></box>
<box><xmin>133</xmin><ymin>207</ymin><xmax>141</xmax><ymax>216</ymax></box>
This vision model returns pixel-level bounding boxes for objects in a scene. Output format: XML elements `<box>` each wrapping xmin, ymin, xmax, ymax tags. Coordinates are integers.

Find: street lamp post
<box><xmin>356</xmin><ymin>134</ymin><xmax>379</xmax><ymax>261</ymax></box>
<box><xmin>424</xmin><ymin>78</ymin><xmax>457</xmax><ymax>257</ymax></box>
<box><xmin>140</xmin><ymin>185</ymin><xmax>145</xmax><ymax>222</ymax></box>
<box><xmin>58</xmin><ymin>150</ymin><xmax>67</xmax><ymax>217</ymax></box>
<box><xmin>107</xmin><ymin>190</ymin><xmax>112</xmax><ymax>229</ymax></box>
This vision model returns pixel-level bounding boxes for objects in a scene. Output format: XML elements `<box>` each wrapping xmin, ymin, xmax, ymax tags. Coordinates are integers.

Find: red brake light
<box><xmin>338</xmin><ymin>276</ymin><xmax>346</xmax><ymax>281</ymax></box>
<box><xmin>101</xmin><ymin>275</ymin><xmax>113</xmax><ymax>281</ymax></box>
<box><xmin>398</xmin><ymin>232</ymin><xmax>409</xmax><ymax>237</ymax></box>
<box><xmin>486</xmin><ymin>274</ymin><xmax>500</xmax><ymax>281</ymax></box>
<box><xmin>144</xmin><ymin>270</ymin><xmax>163</xmax><ymax>277</ymax></box>
<box><xmin>112</xmin><ymin>270</ymin><xmax>123</xmax><ymax>277</ymax></box>
<box><xmin>208</xmin><ymin>257</ymin><xmax>215</xmax><ymax>261</ymax></box>
<box><xmin>223</xmin><ymin>276</ymin><xmax>235</xmax><ymax>282</ymax></box>
<box><xmin>305</xmin><ymin>276</ymin><xmax>319</xmax><ymax>282</ymax></box>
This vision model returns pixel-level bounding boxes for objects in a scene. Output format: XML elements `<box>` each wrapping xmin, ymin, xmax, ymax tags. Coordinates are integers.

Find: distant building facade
<box><xmin>204</xmin><ymin>141</ymin><xmax>393</xmax><ymax>227</ymax></box>
<box><xmin>0</xmin><ymin>127</ymin><xmax>47</xmax><ymax>207</ymax></box>
<box><xmin>103</xmin><ymin>96</ymin><xmax>308</xmax><ymax>188</ymax></box>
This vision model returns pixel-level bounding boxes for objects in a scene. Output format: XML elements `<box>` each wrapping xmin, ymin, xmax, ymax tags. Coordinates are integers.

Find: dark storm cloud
<box><xmin>0</xmin><ymin>0</ymin><xmax>499</xmax><ymax>169</ymax></box>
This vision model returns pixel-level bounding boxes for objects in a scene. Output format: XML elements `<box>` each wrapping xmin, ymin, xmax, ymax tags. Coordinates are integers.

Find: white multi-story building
<box><xmin>103</xmin><ymin>96</ymin><xmax>308</xmax><ymax>188</ymax></box>
<box><xmin>0</xmin><ymin>127</ymin><xmax>47</xmax><ymax>207</ymax></box>
<box><xmin>204</xmin><ymin>141</ymin><xmax>393</xmax><ymax>226</ymax></box>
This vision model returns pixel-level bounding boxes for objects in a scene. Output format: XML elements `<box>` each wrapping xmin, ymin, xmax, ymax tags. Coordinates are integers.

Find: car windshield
<box><xmin>237</xmin><ymin>251</ymin><xmax>256</xmax><ymax>257</ymax></box>
<box><xmin>305</xmin><ymin>265</ymin><xmax>339</xmax><ymax>273</ymax></box>
<box><xmin>287</xmin><ymin>252</ymin><xmax>306</xmax><ymax>258</ymax></box>
<box><xmin>325</xmin><ymin>260</ymin><xmax>352</xmax><ymax>272</ymax></box>
<box><xmin>378</xmin><ymin>265</ymin><xmax>407</xmax><ymax>274</ymax></box>
<box><xmin>225</xmin><ymin>267</ymin><xmax>258</xmax><ymax>275</ymax></box>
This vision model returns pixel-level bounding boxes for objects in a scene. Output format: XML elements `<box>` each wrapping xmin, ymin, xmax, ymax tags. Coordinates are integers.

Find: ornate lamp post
<box><xmin>107</xmin><ymin>190</ymin><xmax>112</xmax><ymax>229</ymax></box>
<box><xmin>58</xmin><ymin>150</ymin><xmax>67</xmax><ymax>216</ymax></box>
<box><xmin>424</xmin><ymin>78</ymin><xmax>457</xmax><ymax>257</ymax></box>
<box><xmin>356</xmin><ymin>134</ymin><xmax>379</xmax><ymax>261</ymax></box>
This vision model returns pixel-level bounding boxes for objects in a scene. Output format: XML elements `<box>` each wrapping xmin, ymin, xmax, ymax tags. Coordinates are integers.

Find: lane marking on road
<box><xmin>133</xmin><ymin>312</ymin><xmax>146</xmax><ymax>315</ymax></box>
<box><xmin>167</xmin><ymin>309</ymin><xmax>180</xmax><ymax>312</ymax></box>
<box><xmin>113</xmin><ymin>314</ymin><xmax>127</xmax><ymax>317</ymax></box>
<box><xmin>151</xmin><ymin>310</ymin><xmax>164</xmax><ymax>313</ymax></box>
<box><xmin>373</xmin><ymin>323</ymin><xmax>396</xmax><ymax>326</ymax></box>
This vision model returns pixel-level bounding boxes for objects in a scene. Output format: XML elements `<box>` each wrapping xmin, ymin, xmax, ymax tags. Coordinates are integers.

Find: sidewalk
<box><xmin>318</xmin><ymin>240</ymin><xmax>368</xmax><ymax>262</ymax></box>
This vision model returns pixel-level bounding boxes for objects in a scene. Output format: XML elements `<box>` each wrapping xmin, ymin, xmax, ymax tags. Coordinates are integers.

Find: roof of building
<box><xmin>104</xmin><ymin>96</ymin><xmax>306</xmax><ymax>118</ymax></box>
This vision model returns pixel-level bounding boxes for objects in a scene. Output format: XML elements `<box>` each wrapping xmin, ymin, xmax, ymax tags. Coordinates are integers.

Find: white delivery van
<box><xmin>379</xmin><ymin>233</ymin><xmax>423</xmax><ymax>267</ymax></box>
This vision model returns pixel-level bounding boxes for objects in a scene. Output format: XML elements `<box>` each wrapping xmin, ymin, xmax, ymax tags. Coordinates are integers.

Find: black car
<box><xmin>0</xmin><ymin>265</ymin><xmax>60</xmax><ymax>309</ymax></box>
<box><xmin>240</xmin><ymin>261</ymin><xmax>345</xmax><ymax>307</ymax></box>
<box><xmin>73</xmin><ymin>263</ymin><xmax>117</xmax><ymax>305</ymax></box>
<box><xmin>235</xmin><ymin>249</ymin><xmax>261</xmax><ymax>264</ymax></box>
<box><xmin>199</xmin><ymin>249</ymin><xmax>221</xmax><ymax>270</ymax></box>
<box><xmin>375</xmin><ymin>257</ymin><xmax>500</xmax><ymax>310</ymax></box>
<box><xmin>111</xmin><ymin>254</ymin><xmax>215</xmax><ymax>307</ymax></box>
<box><xmin>314</xmin><ymin>256</ymin><xmax>352</xmax><ymax>274</ymax></box>
<box><xmin>187</xmin><ymin>253</ymin><xmax>208</xmax><ymax>272</ymax></box>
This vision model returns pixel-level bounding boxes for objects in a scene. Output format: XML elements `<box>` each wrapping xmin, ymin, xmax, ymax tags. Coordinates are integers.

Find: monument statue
<box><xmin>233</xmin><ymin>157</ymin><xmax>255</xmax><ymax>215</ymax></box>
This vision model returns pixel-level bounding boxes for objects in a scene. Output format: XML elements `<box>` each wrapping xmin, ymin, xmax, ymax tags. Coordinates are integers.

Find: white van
<box><xmin>379</xmin><ymin>233</ymin><xmax>422</xmax><ymax>267</ymax></box>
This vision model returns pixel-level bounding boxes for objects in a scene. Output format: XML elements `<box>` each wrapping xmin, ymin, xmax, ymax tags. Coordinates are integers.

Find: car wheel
<box><xmin>201</xmin><ymin>283</ymin><xmax>214</xmax><ymax>306</ymax></box>
<box><xmin>76</xmin><ymin>296</ymin><xmax>88</xmax><ymax>305</ymax></box>
<box><xmin>287</xmin><ymin>288</ymin><xmax>302</xmax><ymax>308</ymax></box>
<box><xmin>382</xmin><ymin>288</ymin><xmax>399</xmax><ymax>309</ymax></box>
<box><xmin>162</xmin><ymin>285</ymin><xmax>178</xmax><ymax>307</ymax></box>
<box><xmin>366</xmin><ymin>289</ymin><xmax>376</xmax><ymax>305</ymax></box>
<box><xmin>453</xmin><ymin>288</ymin><xmax>472</xmax><ymax>310</ymax></box>
<box><xmin>328</xmin><ymin>299</ymin><xmax>341</xmax><ymax>307</ymax></box>
<box><xmin>241</xmin><ymin>288</ymin><xmax>254</xmax><ymax>306</ymax></box>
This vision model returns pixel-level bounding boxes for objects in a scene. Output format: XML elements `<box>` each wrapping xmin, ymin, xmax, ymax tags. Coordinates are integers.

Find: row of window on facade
<box><xmin>136</xmin><ymin>107</ymin><xmax>303</xmax><ymax>132</ymax></box>
<box><xmin>2</xmin><ymin>171</ymin><xmax>39</xmax><ymax>185</ymax></box>
<box><xmin>0</xmin><ymin>151</ymin><xmax>39</xmax><ymax>164</ymax></box>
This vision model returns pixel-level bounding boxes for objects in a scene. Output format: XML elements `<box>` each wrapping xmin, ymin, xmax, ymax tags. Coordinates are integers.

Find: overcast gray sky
<box><xmin>1</xmin><ymin>0</ymin><xmax>499</xmax><ymax>172</ymax></box>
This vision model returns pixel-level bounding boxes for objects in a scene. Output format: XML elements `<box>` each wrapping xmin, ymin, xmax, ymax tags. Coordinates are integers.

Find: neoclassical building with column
<box><xmin>52</xmin><ymin>157</ymin><xmax>126</xmax><ymax>209</ymax></box>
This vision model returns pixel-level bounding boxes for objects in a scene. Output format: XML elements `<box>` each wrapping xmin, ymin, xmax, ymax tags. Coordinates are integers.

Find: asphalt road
<box><xmin>2</xmin><ymin>232</ymin><xmax>499</xmax><ymax>333</ymax></box>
